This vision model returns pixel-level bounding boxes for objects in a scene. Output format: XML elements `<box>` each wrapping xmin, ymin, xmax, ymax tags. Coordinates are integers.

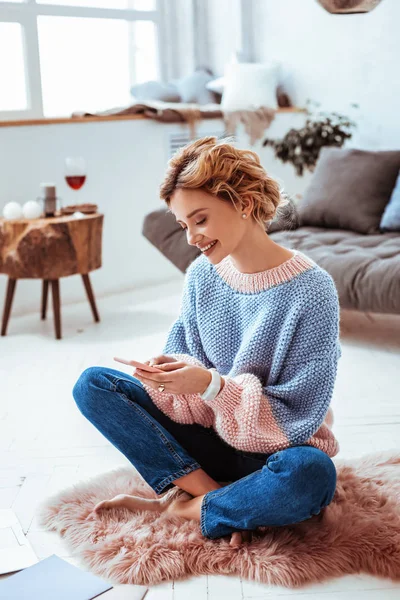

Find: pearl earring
<box><xmin>242</xmin><ymin>213</ymin><xmax>247</xmax><ymax>219</ymax></box>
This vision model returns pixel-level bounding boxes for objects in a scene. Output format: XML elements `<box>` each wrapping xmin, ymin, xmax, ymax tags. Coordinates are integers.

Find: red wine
<box><xmin>65</xmin><ymin>175</ymin><xmax>86</xmax><ymax>190</ymax></box>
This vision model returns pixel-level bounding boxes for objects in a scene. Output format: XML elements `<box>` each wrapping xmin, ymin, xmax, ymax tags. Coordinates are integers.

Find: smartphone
<box><xmin>113</xmin><ymin>357</ymin><xmax>164</xmax><ymax>373</ymax></box>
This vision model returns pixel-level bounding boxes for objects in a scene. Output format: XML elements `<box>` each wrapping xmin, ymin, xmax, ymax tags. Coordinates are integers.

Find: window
<box><xmin>0</xmin><ymin>0</ymin><xmax>162</xmax><ymax>120</ymax></box>
<box><xmin>36</xmin><ymin>1</ymin><xmax>156</xmax><ymax>8</ymax></box>
<box><xmin>0</xmin><ymin>22</ymin><xmax>28</xmax><ymax>111</ymax></box>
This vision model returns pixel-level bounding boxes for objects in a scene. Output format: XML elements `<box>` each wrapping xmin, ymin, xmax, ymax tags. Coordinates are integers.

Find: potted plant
<box><xmin>262</xmin><ymin>99</ymin><xmax>358</xmax><ymax>176</ymax></box>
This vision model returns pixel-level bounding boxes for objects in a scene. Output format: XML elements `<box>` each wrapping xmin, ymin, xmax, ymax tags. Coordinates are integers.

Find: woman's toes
<box><xmin>93</xmin><ymin>500</ymin><xmax>113</xmax><ymax>513</ymax></box>
<box><xmin>229</xmin><ymin>530</ymin><xmax>252</xmax><ymax>547</ymax></box>
<box><xmin>229</xmin><ymin>531</ymin><xmax>243</xmax><ymax>547</ymax></box>
<box><xmin>93</xmin><ymin>495</ymin><xmax>125</xmax><ymax>513</ymax></box>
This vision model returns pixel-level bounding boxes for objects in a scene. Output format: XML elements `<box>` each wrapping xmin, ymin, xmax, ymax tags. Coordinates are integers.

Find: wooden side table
<box><xmin>0</xmin><ymin>213</ymin><xmax>103</xmax><ymax>339</ymax></box>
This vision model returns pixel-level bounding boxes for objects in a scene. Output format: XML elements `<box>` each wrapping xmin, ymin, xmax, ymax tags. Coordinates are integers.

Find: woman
<box><xmin>73</xmin><ymin>136</ymin><xmax>341</xmax><ymax>547</ymax></box>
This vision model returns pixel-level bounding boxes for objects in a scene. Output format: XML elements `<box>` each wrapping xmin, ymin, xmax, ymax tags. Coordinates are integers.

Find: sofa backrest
<box><xmin>297</xmin><ymin>147</ymin><xmax>400</xmax><ymax>234</ymax></box>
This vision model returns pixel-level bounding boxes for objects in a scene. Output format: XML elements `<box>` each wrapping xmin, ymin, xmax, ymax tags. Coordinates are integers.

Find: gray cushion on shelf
<box><xmin>173</xmin><ymin>69</ymin><xmax>216</xmax><ymax>105</ymax></box>
<box><xmin>298</xmin><ymin>147</ymin><xmax>400</xmax><ymax>235</ymax></box>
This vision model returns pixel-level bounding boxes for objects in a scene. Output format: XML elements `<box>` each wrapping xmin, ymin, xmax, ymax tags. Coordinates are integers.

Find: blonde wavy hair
<box><xmin>160</xmin><ymin>136</ymin><xmax>288</xmax><ymax>228</ymax></box>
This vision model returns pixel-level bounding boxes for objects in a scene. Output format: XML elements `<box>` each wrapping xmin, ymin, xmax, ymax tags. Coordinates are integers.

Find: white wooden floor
<box><xmin>1</xmin><ymin>277</ymin><xmax>400</xmax><ymax>599</ymax></box>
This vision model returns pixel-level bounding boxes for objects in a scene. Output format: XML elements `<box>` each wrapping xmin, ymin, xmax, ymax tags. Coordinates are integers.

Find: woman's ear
<box><xmin>241</xmin><ymin>196</ymin><xmax>254</xmax><ymax>216</ymax></box>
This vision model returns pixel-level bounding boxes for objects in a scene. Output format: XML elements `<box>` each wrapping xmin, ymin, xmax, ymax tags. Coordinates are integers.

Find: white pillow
<box><xmin>207</xmin><ymin>61</ymin><xmax>282</xmax><ymax>96</ymax></box>
<box><xmin>221</xmin><ymin>63</ymin><xmax>279</xmax><ymax>111</ymax></box>
<box><xmin>205</xmin><ymin>50</ymin><xmax>246</xmax><ymax>95</ymax></box>
<box><xmin>206</xmin><ymin>76</ymin><xmax>225</xmax><ymax>95</ymax></box>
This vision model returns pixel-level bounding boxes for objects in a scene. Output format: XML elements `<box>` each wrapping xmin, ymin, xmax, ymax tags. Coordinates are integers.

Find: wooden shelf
<box><xmin>0</xmin><ymin>107</ymin><xmax>306</xmax><ymax>129</ymax></box>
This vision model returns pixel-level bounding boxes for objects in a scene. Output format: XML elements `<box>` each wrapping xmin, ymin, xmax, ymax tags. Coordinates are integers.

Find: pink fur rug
<box><xmin>37</xmin><ymin>450</ymin><xmax>400</xmax><ymax>588</ymax></box>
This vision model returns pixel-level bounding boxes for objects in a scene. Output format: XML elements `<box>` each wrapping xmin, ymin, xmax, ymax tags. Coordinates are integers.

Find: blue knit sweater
<box><xmin>142</xmin><ymin>249</ymin><xmax>341</xmax><ymax>457</ymax></box>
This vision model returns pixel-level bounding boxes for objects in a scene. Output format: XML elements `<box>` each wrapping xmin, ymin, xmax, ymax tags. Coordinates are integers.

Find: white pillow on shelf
<box><xmin>221</xmin><ymin>62</ymin><xmax>280</xmax><ymax>111</ymax></box>
<box><xmin>206</xmin><ymin>50</ymin><xmax>246</xmax><ymax>95</ymax></box>
<box><xmin>206</xmin><ymin>76</ymin><xmax>225</xmax><ymax>95</ymax></box>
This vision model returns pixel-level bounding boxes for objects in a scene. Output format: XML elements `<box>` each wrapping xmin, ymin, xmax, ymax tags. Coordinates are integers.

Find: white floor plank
<box><xmin>12</xmin><ymin>473</ymin><xmax>51</xmax><ymax>534</ymax></box>
<box><xmin>208</xmin><ymin>574</ymin><xmax>243</xmax><ymax>599</ymax></box>
<box><xmin>26</xmin><ymin>530</ymin><xmax>72</xmax><ymax>559</ymax></box>
<box><xmin>101</xmin><ymin>585</ymin><xmax>149</xmax><ymax>600</ymax></box>
<box><xmin>253</xmin><ymin>590</ymin><xmax>400</xmax><ymax>600</ymax></box>
<box><xmin>144</xmin><ymin>581</ymin><xmax>174</xmax><ymax>600</ymax></box>
<box><xmin>242</xmin><ymin>573</ymin><xmax>400</xmax><ymax>598</ymax></box>
<box><xmin>0</xmin><ymin>285</ymin><xmax>399</xmax><ymax>599</ymax></box>
<box><xmin>0</xmin><ymin>485</ymin><xmax>21</xmax><ymax>509</ymax></box>
<box><xmin>173</xmin><ymin>576</ymin><xmax>208</xmax><ymax>600</ymax></box>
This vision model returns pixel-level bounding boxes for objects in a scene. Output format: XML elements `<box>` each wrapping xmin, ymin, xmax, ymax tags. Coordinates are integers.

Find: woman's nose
<box><xmin>186</xmin><ymin>230</ymin><xmax>200</xmax><ymax>246</ymax></box>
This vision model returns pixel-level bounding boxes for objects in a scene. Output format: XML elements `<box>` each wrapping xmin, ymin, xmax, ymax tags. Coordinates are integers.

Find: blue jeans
<box><xmin>73</xmin><ymin>366</ymin><xmax>337</xmax><ymax>540</ymax></box>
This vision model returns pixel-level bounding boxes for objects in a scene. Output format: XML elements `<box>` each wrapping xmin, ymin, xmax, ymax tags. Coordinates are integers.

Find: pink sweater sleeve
<box><xmin>205</xmin><ymin>372</ymin><xmax>287</xmax><ymax>452</ymax></box>
<box><xmin>203</xmin><ymin>354</ymin><xmax>339</xmax><ymax>456</ymax></box>
<box><xmin>140</xmin><ymin>353</ymin><xmax>215</xmax><ymax>427</ymax></box>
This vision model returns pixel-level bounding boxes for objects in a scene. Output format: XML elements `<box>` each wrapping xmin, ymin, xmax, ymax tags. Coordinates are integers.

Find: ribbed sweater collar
<box><xmin>214</xmin><ymin>249</ymin><xmax>315</xmax><ymax>294</ymax></box>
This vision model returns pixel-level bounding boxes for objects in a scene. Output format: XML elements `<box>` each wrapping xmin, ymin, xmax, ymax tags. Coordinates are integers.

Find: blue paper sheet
<box><xmin>0</xmin><ymin>554</ymin><xmax>113</xmax><ymax>599</ymax></box>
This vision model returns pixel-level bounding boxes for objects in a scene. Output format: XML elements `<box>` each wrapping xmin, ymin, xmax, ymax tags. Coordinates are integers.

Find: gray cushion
<box><xmin>173</xmin><ymin>69</ymin><xmax>216</xmax><ymax>105</ymax></box>
<box><xmin>298</xmin><ymin>147</ymin><xmax>400</xmax><ymax>234</ymax></box>
<box><xmin>142</xmin><ymin>208</ymin><xmax>199</xmax><ymax>273</ymax></box>
<box><xmin>269</xmin><ymin>226</ymin><xmax>400</xmax><ymax>314</ymax></box>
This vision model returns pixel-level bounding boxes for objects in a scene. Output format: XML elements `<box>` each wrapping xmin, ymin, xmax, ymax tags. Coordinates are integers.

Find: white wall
<box><xmin>205</xmin><ymin>0</ymin><xmax>242</xmax><ymax>76</ymax></box>
<box><xmin>253</xmin><ymin>0</ymin><xmax>399</xmax><ymax>149</ymax></box>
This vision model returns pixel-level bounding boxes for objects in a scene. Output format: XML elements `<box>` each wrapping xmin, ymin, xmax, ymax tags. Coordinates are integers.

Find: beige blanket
<box><xmin>71</xmin><ymin>101</ymin><xmax>276</xmax><ymax>143</ymax></box>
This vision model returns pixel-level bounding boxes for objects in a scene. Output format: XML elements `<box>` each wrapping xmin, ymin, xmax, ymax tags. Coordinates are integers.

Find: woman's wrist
<box><xmin>200</xmin><ymin>368</ymin><xmax>222</xmax><ymax>401</ymax></box>
<box><xmin>201</xmin><ymin>370</ymin><xmax>213</xmax><ymax>395</ymax></box>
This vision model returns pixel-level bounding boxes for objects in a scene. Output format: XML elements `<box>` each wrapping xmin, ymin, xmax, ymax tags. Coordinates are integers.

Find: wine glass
<box><xmin>65</xmin><ymin>157</ymin><xmax>87</xmax><ymax>201</ymax></box>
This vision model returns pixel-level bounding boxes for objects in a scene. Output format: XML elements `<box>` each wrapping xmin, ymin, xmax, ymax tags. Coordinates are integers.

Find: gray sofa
<box><xmin>143</xmin><ymin>148</ymin><xmax>400</xmax><ymax>315</ymax></box>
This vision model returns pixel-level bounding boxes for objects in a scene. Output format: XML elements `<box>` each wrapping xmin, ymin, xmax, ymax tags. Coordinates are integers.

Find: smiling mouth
<box><xmin>201</xmin><ymin>240</ymin><xmax>218</xmax><ymax>254</ymax></box>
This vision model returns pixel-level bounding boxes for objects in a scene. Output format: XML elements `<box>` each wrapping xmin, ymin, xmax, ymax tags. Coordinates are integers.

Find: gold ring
<box><xmin>158</xmin><ymin>384</ymin><xmax>165</xmax><ymax>393</ymax></box>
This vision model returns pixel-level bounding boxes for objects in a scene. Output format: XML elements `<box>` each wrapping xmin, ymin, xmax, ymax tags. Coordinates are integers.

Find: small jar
<box><xmin>38</xmin><ymin>183</ymin><xmax>62</xmax><ymax>217</ymax></box>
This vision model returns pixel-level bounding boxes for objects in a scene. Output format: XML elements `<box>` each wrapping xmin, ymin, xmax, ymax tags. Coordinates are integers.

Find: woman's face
<box><xmin>169</xmin><ymin>188</ymin><xmax>250</xmax><ymax>263</ymax></box>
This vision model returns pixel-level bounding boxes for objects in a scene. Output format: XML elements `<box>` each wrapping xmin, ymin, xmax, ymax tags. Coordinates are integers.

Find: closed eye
<box><xmin>181</xmin><ymin>218</ymin><xmax>206</xmax><ymax>231</ymax></box>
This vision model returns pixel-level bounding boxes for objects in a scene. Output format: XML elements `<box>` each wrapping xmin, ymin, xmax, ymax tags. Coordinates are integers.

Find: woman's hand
<box><xmin>143</xmin><ymin>354</ymin><xmax>178</xmax><ymax>367</ymax></box>
<box><xmin>134</xmin><ymin>361</ymin><xmax>212</xmax><ymax>395</ymax></box>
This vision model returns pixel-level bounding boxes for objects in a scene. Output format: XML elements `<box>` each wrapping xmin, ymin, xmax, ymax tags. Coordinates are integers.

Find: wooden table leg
<box><xmin>81</xmin><ymin>274</ymin><xmax>100</xmax><ymax>322</ymax></box>
<box><xmin>41</xmin><ymin>279</ymin><xmax>49</xmax><ymax>320</ymax></box>
<box><xmin>50</xmin><ymin>279</ymin><xmax>62</xmax><ymax>340</ymax></box>
<box><xmin>1</xmin><ymin>277</ymin><xmax>17</xmax><ymax>336</ymax></box>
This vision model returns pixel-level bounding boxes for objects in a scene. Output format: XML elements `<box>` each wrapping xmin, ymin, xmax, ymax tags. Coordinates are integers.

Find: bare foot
<box><xmin>91</xmin><ymin>487</ymin><xmax>193</xmax><ymax>518</ymax></box>
<box><xmin>92</xmin><ymin>493</ymin><xmax>162</xmax><ymax>515</ymax></box>
<box><xmin>230</xmin><ymin>530</ymin><xmax>252</xmax><ymax>547</ymax></box>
